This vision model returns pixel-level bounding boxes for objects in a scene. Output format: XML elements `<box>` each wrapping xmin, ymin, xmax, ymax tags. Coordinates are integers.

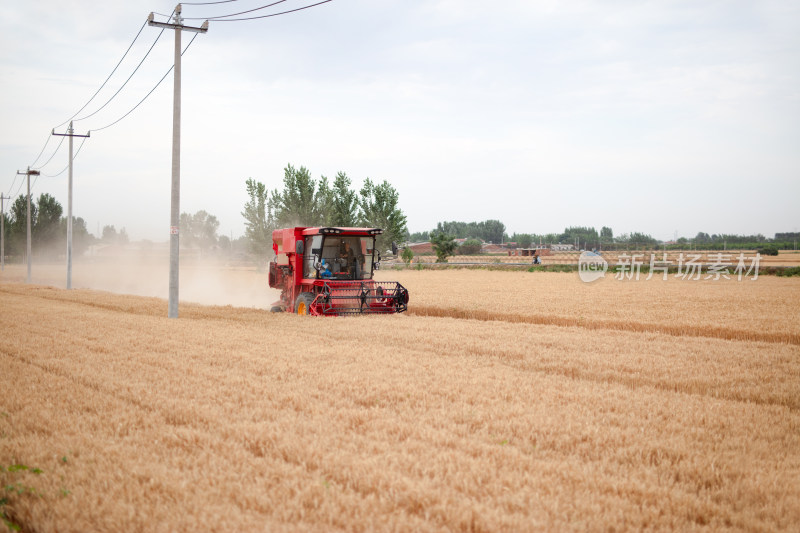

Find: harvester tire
<box><xmin>295</xmin><ymin>293</ymin><xmax>315</xmax><ymax>316</ymax></box>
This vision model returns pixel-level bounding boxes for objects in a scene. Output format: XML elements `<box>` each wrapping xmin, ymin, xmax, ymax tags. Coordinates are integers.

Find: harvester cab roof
<box><xmin>268</xmin><ymin>226</ymin><xmax>409</xmax><ymax>316</ymax></box>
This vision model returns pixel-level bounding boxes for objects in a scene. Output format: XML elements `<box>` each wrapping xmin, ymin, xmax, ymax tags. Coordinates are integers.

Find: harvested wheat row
<box><xmin>407</xmin><ymin>305</ymin><xmax>800</xmax><ymax>345</ymax></box>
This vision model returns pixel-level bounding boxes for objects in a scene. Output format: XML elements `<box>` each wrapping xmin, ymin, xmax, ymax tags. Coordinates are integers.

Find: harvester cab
<box><xmin>268</xmin><ymin>227</ymin><xmax>409</xmax><ymax>316</ymax></box>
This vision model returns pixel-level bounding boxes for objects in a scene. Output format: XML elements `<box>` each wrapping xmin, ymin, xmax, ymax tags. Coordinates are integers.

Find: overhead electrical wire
<box><xmin>28</xmin><ymin>19</ymin><xmax>150</xmax><ymax>169</ymax></box>
<box><xmin>54</xmin><ymin>20</ymin><xmax>149</xmax><ymax>130</ymax></box>
<box><xmin>182</xmin><ymin>0</ymin><xmax>332</xmax><ymax>21</ymax></box>
<box><xmin>6</xmin><ymin>174</ymin><xmax>19</xmax><ymax>198</ymax></box>
<box><xmin>89</xmin><ymin>33</ymin><xmax>200</xmax><ymax>134</ymax></box>
<box><xmin>28</xmin><ymin>132</ymin><xmax>54</xmax><ymax>169</ymax></box>
<box><xmin>21</xmin><ymin>0</ymin><xmax>331</xmax><ymax>185</ymax></box>
<box><xmin>211</xmin><ymin>1</ymin><xmax>333</xmax><ymax>22</ymax></box>
<box><xmin>182</xmin><ymin>0</ymin><xmax>288</xmax><ymax>20</ymax></box>
<box><xmin>31</xmin><ymin>135</ymin><xmax>66</xmax><ymax>171</ymax></box>
<box><xmin>182</xmin><ymin>0</ymin><xmax>240</xmax><ymax>5</ymax></box>
<box><xmin>42</xmin><ymin>137</ymin><xmax>89</xmax><ymax>179</ymax></box>
<box><xmin>11</xmin><ymin>175</ymin><xmax>26</xmax><ymax>199</ymax></box>
<box><xmin>73</xmin><ymin>26</ymin><xmax>168</xmax><ymax>123</ymax></box>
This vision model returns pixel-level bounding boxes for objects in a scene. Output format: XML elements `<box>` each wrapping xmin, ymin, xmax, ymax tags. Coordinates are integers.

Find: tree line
<box><xmin>1</xmin><ymin>191</ymin><xmax>225</xmax><ymax>260</ymax></box>
<box><xmin>1</xmin><ymin>193</ymin><xmax>92</xmax><ymax>258</ymax></box>
<box><xmin>241</xmin><ymin>164</ymin><xmax>408</xmax><ymax>255</ymax></box>
<box><xmin>411</xmin><ymin>221</ymin><xmax>798</xmax><ymax>258</ymax></box>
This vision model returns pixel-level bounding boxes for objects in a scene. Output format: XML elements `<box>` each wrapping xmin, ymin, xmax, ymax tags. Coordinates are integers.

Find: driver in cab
<box><xmin>340</xmin><ymin>241</ymin><xmax>362</xmax><ymax>278</ymax></box>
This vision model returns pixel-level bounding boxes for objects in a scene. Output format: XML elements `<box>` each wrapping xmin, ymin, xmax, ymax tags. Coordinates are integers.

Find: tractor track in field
<box><xmin>407</xmin><ymin>305</ymin><xmax>800</xmax><ymax>346</ymax></box>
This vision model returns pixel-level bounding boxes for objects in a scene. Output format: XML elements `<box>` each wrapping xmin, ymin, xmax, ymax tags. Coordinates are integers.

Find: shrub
<box><xmin>401</xmin><ymin>247</ymin><xmax>414</xmax><ymax>265</ymax></box>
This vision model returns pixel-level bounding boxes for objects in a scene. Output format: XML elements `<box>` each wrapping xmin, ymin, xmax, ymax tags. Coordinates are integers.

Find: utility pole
<box><xmin>0</xmin><ymin>193</ymin><xmax>9</xmax><ymax>271</ymax></box>
<box><xmin>52</xmin><ymin>122</ymin><xmax>90</xmax><ymax>289</ymax></box>
<box><xmin>16</xmin><ymin>167</ymin><xmax>39</xmax><ymax>283</ymax></box>
<box><xmin>148</xmin><ymin>5</ymin><xmax>208</xmax><ymax>318</ymax></box>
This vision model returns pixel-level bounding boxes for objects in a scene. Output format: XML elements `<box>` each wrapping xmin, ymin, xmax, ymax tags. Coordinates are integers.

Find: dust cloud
<box><xmin>1</xmin><ymin>247</ymin><xmax>281</xmax><ymax>310</ymax></box>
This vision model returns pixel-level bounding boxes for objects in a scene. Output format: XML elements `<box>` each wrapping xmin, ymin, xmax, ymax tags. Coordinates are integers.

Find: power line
<box><xmin>185</xmin><ymin>0</ymin><xmax>333</xmax><ymax>22</ymax></box>
<box><xmin>53</xmin><ymin>20</ymin><xmax>149</xmax><ymax>131</ymax></box>
<box><xmin>42</xmin><ymin>137</ymin><xmax>89</xmax><ymax>178</ymax></box>
<box><xmin>6</xmin><ymin>174</ymin><xmax>19</xmax><ymax>198</ymax></box>
<box><xmin>31</xmin><ymin>135</ymin><xmax>66</xmax><ymax>171</ymax></box>
<box><xmin>11</xmin><ymin>174</ymin><xmax>26</xmax><ymax>199</ymax></box>
<box><xmin>182</xmin><ymin>0</ymin><xmax>288</xmax><ymax>20</ymax></box>
<box><xmin>73</xmin><ymin>26</ymin><xmax>168</xmax><ymax>123</ymax></box>
<box><xmin>182</xmin><ymin>0</ymin><xmax>239</xmax><ymax>4</ymax></box>
<box><xmin>88</xmin><ymin>33</ymin><xmax>200</xmax><ymax>133</ymax></box>
<box><xmin>28</xmin><ymin>132</ymin><xmax>54</xmax><ymax>168</ymax></box>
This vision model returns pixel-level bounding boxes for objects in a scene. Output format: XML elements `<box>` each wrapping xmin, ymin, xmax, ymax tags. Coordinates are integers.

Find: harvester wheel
<box><xmin>295</xmin><ymin>293</ymin><xmax>315</xmax><ymax>316</ymax></box>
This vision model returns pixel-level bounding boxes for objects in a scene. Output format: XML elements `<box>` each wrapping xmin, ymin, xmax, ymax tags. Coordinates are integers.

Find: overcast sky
<box><xmin>1</xmin><ymin>0</ymin><xmax>798</xmax><ymax>242</ymax></box>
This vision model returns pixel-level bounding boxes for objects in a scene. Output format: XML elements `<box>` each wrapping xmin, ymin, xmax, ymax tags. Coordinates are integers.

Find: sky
<box><xmin>1</xmin><ymin>0</ymin><xmax>798</xmax><ymax>243</ymax></box>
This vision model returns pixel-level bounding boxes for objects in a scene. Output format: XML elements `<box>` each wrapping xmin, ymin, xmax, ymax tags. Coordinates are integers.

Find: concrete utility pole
<box><xmin>0</xmin><ymin>193</ymin><xmax>10</xmax><ymax>271</ymax></box>
<box><xmin>52</xmin><ymin>121</ymin><xmax>90</xmax><ymax>289</ymax></box>
<box><xmin>16</xmin><ymin>167</ymin><xmax>40</xmax><ymax>283</ymax></box>
<box><xmin>147</xmin><ymin>5</ymin><xmax>208</xmax><ymax>318</ymax></box>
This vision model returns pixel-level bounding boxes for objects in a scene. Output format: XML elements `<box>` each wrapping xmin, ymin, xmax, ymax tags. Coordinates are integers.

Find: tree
<box><xmin>600</xmin><ymin>226</ymin><xmax>613</xmax><ymax>242</ymax></box>
<box><xmin>431</xmin><ymin>232</ymin><xmax>457</xmax><ymax>263</ymax></box>
<box><xmin>358</xmin><ymin>178</ymin><xmax>408</xmax><ymax>252</ymax></box>
<box><xmin>401</xmin><ymin>246</ymin><xmax>414</xmax><ymax>265</ymax></box>
<box><xmin>218</xmin><ymin>234</ymin><xmax>231</xmax><ymax>253</ymax></box>
<box><xmin>434</xmin><ymin>220</ymin><xmax>505</xmax><ymax>243</ymax></box>
<box><xmin>8</xmin><ymin>195</ymin><xmax>36</xmax><ymax>256</ymax></box>
<box><xmin>407</xmin><ymin>230</ymin><xmax>429</xmax><ymax>242</ymax></box>
<box><xmin>243</xmin><ymin>165</ymin><xmax>407</xmax><ymax>255</ymax></box>
<box><xmin>512</xmin><ymin>233</ymin><xmax>533</xmax><ymax>248</ymax></box>
<box><xmin>270</xmin><ymin>164</ymin><xmax>318</xmax><ymax>227</ymax></box>
<box><xmin>181</xmin><ymin>210</ymin><xmax>219</xmax><ymax>252</ymax></box>
<box><xmin>314</xmin><ymin>175</ymin><xmax>334</xmax><ymax>226</ymax></box>
<box><xmin>242</xmin><ymin>178</ymin><xmax>273</xmax><ymax>256</ymax></box>
<box><xmin>480</xmin><ymin>220</ymin><xmax>505</xmax><ymax>244</ymax></box>
<box><xmin>102</xmin><ymin>225</ymin><xmax>118</xmax><ymax>243</ymax></box>
<box><xmin>330</xmin><ymin>172</ymin><xmax>358</xmax><ymax>227</ymax></box>
<box><xmin>458</xmin><ymin>238</ymin><xmax>482</xmax><ymax>255</ymax></box>
<box><xmin>34</xmin><ymin>193</ymin><xmax>63</xmax><ymax>254</ymax></box>
<box><xmin>60</xmin><ymin>216</ymin><xmax>92</xmax><ymax>256</ymax></box>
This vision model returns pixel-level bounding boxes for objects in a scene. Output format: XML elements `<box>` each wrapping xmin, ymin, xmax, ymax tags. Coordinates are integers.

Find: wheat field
<box><xmin>1</xmin><ymin>266</ymin><xmax>799</xmax><ymax>532</ymax></box>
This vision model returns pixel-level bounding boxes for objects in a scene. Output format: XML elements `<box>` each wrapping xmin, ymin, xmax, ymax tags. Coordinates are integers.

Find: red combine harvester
<box><xmin>268</xmin><ymin>226</ymin><xmax>409</xmax><ymax>316</ymax></box>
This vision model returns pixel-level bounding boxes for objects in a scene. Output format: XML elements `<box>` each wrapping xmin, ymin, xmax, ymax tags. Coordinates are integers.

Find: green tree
<box><xmin>512</xmin><ymin>233</ymin><xmax>533</xmax><ymax>248</ymax></box>
<box><xmin>330</xmin><ymin>172</ymin><xmax>358</xmax><ymax>227</ymax></box>
<box><xmin>600</xmin><ymin>226</ymin><xmax>613</xmax><ymax>242</ymax></box>
<box><xmin>242</xmin><ymin>178</ymin><xmax>273</xmax><ymax>256</ymax></box>
<box><xmin>8</xmin><ymin>195</ymin><xmax>36</xmax><ymax>256</ymax></box>
<box><xmin>33</xmin><ymin>193</ymin><xmax>63</xmax><ymax>253</ymax></box>
<box><xmin>60</xmin><ymin>216</ymin><xmax>92</xmax><ymax>256</ymax></box>
<box><xmin>401</xmin><ymin>246</ymin><xmax>414</xmax><ymax>265</ymax></box>
<box><xmin>314</xmin><ymin>175</ymin><xmax>334</xmax><ymax>225</ymax></box>
<box><xmin>270</xmin><ymin>164</ymin><xmax>318</xmax><ymax>227</ymax></box>
<box><xmin>434</xmin><ymin>220</ymin><xmax>505</xmax><ymax>243</ymax></box>
<box><xmin>458</xmin><ymin>238</ymin><xmax>482</xmax><ymax>255</ymax></box>
<box><xmin>480</xmin><ymin>220</ymin><xmax>505</xmax><ymax>244</ymax></box>
<box><xmin>358</xmin><ymin>178</ymin><xmax>408</xmax><ymax>252</ymax></box>
<box><xmin>181</xmin><ymin>210</ymin><xmax>219</xmax><ymax>252</ymax></box>
<box><xmin>407</xmin><ymin>230</ymin><xmax>429</xmax><ymax>242</ymax></box>
<box><xmin>431</xmin><ymin>232</ymin><xmax>457</xmax><ymax>263</ymax></box>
